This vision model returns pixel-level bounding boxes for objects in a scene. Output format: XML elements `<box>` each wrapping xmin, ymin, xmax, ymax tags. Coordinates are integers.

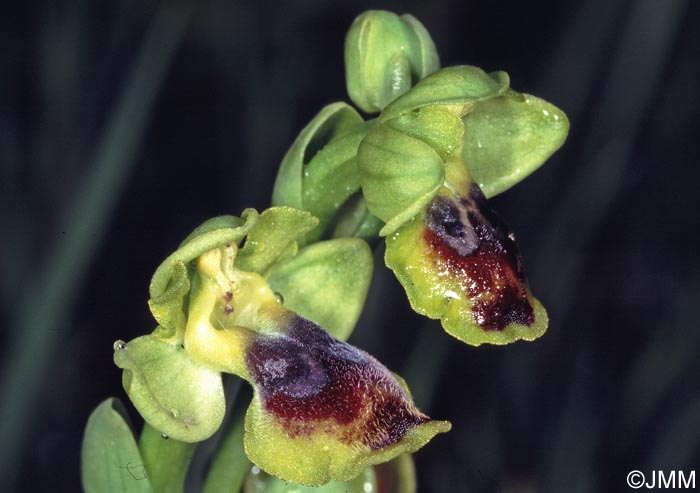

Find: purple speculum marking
<box><xmin>424</xmin><ymin>184</ymin><xmax>535</xmax><ymax>331</ymax></box>
<box><xmin>246</xmin><ymin>317</ymin><xmax>428</xmax><ymax>449</ymax></box>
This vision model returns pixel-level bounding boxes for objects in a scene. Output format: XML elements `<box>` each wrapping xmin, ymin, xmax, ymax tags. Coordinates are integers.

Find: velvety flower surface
<box><xmin>115</xmin><ymin>209</ymin><xmax>449</xmax><ymax>486</ymax></box>
<box><xmin>385</xmin><ymin>181</ymin><xmax>548</xmax><ymax>345</ymax></box>
<box><xmin>244</xmin><ymin>316</ymin><xmax>449</xmax><ymax>485</ymax></box>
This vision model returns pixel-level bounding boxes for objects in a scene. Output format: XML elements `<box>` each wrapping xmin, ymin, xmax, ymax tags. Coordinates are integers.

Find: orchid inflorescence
<box><xmin>82</xmin><ymin>10</ymin><xmax>568</xmax><ymax>492</ymax></box>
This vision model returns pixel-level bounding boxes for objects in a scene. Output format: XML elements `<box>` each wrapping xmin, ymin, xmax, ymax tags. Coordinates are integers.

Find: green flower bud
<box><xmin>345</xmin><ymin>10</ymin><xmax>440</xmax><ymax>113</ymax></box>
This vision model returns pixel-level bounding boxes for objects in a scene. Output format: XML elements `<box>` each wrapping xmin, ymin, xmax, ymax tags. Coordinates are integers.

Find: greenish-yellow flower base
<box><xmin>245</xmin><ymin>395</ymin><xmax>450</xmax><ymax>486</ymax></box>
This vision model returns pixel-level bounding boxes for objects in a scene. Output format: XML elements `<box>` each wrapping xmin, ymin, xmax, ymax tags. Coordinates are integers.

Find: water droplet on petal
<box><xmin>113</xmin><ymin>340</ymin><xmax>127</xmax><ymax>351</ymax></box>
<box><xmin>160</xmin><ymin>433</ymin><xmax>169</xmax><ymax>439</ymax></box>
<box><xmin>274</xmin><ymin>292</ymin><xmax>284</xmax><ymax>305</ymax></box>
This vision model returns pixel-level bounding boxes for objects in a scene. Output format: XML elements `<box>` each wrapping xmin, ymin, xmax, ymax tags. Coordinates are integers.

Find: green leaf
<box><xmin>244</xmin><ymin>464</ymin><xmax>376</xmax><ymax>493</ymax></box>
<box><xmin>358</xmin><ymin>123</ymin><xmax>444</xmax><ymax>232</ymax></box>
<box><xmin>81</xmin><ymin>398</ymin><xmax>153</xmax><ymax>493</ymax></box>
<box><xmin>462</xmin><ymin>93</ymin><xmax>569</xmax><ymax>198</ymax></box>
<box><xmin>235</xmin><ymin>207</ymin><xmax>319</xmax><ymax>273</ymax></box>
<box><xmin>266</xmin><ymin>238</ymin><xmax>373</xmax><ymax>340</ymax></box>
<box><xmin>380</xmin><ymin>65</ymin><xmax>510</xmax><ymax>122</ymax></box>
<box><xmin>272</xmin><ymin>103</ymin><xmax>364</xmax><ymax>210</ymax></box>
<box><xmin>114</xmin><ymin>335</ymin><xmax>225</xmax><ymax>442</ymax></box>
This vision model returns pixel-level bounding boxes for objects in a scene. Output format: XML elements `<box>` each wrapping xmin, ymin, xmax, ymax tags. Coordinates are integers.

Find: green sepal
<box><xmin>358</xmin><ymin>123</ymin><xmax>444</xmax><ymax>233</ymax></box>
<box><xmin>463</xmin><ymin>93</ymin><xmax>569</xmax><ymax>198</ymax></box>
<box><xmin>235</xmin><ymin>207</ymin><xmax>319</xmax><ymax>274</ymax></box>
<box><xmin>384</xmin><ymin>212</ymin><xmax>548</xmax><ymax>346</ymax></box>
<box><xmin>114</xmin><ymin>335</ymin><xmax>225</xmax><ymax>442</ymax></box>
<box><xmin>81</xmin><ymin>398</ymin><xmax>154</xmax><ymax>493</ymax></box>
<box><xmin>344</xmin><ymin>10</ymin><xmax>439</xmax><ymax>113</ymax></box>
<box><xmin>330</xmin><ymin>194</ymin><xmax>384</xmax><ymax>245</ymax></box>
<box><xmin>272</xmin><ymin>103</ymin><xmax>364</xmax><ymax>210</ymax></box>
<box><xmin>148</xmin><ymin>212</ymin><xmax>258</xmax><ymax>342</ymax></box>
<box><xmin>380</xmin><ymin>66</ymin><xmax>510</xmax><ymax>122</ymax></box>
<box><xmin>266</xmin><ymin>238</ymin><xmax>373</xmax><ymax>341</ymax></box>
<box><xmin>301</xmin><ymin>121</ymin><xmax>373</xmax><ymax>243</ymax></box>
<box><xmin>244</xmin><ymin>464</ymin><xmax>377</xmax><ymax>493</ymax></box>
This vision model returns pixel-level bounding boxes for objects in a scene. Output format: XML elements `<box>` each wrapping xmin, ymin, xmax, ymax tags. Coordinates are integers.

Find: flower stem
<box><xmin>202</xmin><ymin>386</ymin><xmax>251</xmax><ymax>493</ymax></box>
<box><xmin>139</xmin><ymin>423</ymin><xmax>197</xmax><ymax>493</ymax></box>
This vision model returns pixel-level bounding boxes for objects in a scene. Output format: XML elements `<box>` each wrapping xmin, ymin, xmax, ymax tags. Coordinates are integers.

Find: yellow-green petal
<box><xmin>235</xmin><ymin>207</ymin><xmax>319</xmax><ymax>274</ymax></box>
<box><xmin>380</xmin><ymin>65</ymin><xmax>510</xmax><ymax>122</ymax></box>
<box><xmin>384</xmin><ymin>105</ymin><xmax>464</xmax><ymax>161</ymax></box>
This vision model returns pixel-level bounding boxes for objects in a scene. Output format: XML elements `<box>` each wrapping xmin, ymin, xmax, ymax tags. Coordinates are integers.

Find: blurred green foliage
<box><xmin>1</xmin><ymin>1</ymin><xmax>699</xmax><ymax>492</ymax></box>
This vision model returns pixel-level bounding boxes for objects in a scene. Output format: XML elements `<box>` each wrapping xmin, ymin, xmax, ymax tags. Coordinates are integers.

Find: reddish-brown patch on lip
<box><xmin>246</xmin><ymin>318</ymin><xmax>429</xmax><ymax>449</ymax></box>
<box><xmin>423</xmin><ymin>185</ymin><xmax>535</xmax><ymax>331</ymax></box>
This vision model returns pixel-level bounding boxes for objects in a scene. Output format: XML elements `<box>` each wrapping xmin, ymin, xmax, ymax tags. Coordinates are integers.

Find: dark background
<box><xmin>1</xmin><ymin>0</ymin><xmax>699</xmax><ymax>491</ymax></box>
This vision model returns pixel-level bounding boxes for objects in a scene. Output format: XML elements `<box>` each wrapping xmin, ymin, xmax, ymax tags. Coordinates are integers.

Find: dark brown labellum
<box><xmin>246</xmin><ymin>317</ymin><xmax>429</xmax><ymax>449</ymax></box>
<box><xmin>424</xmin><ymin>184</ymin><xmax>535</xmax><ymax>330</ymax></box>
